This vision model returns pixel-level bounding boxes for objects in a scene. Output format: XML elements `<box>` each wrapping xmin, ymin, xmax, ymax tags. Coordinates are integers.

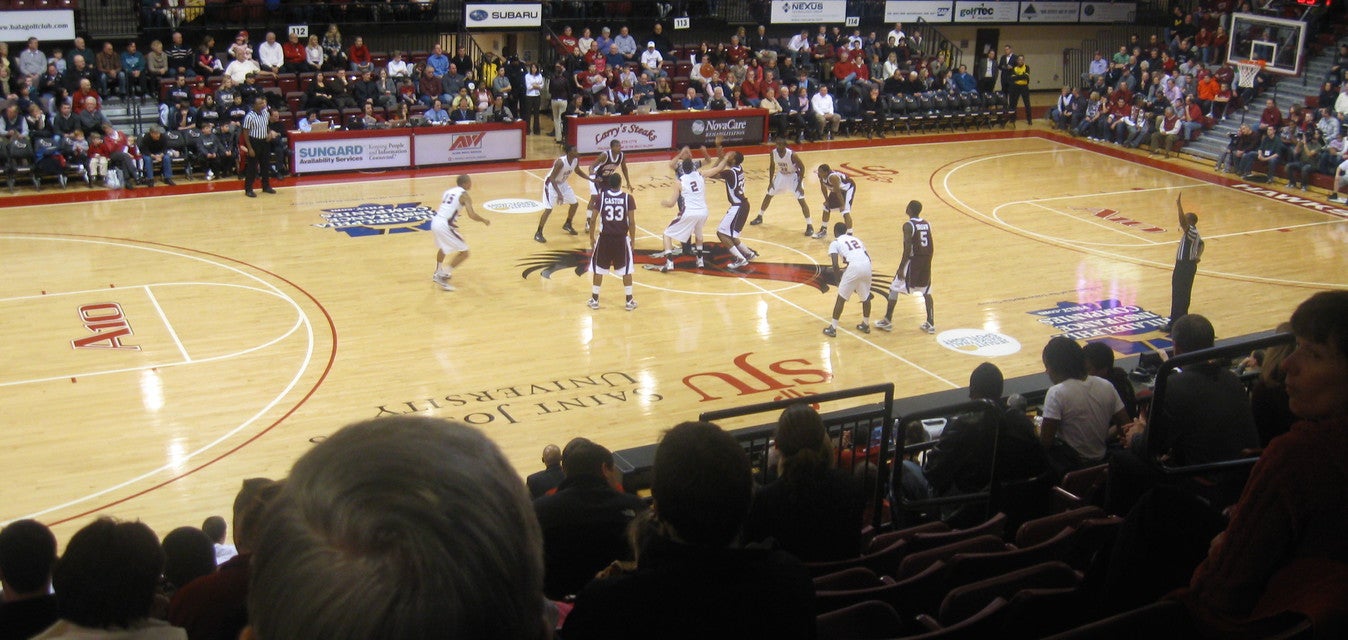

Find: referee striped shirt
<box><xmin>243</xmin><ymin>109</ymin><xmax>270</xmax><ymax>139</ymax></box>
<box><xmin>1177</xmin><ymin>224</ymin><xmax>1202</xmax><ymax>262</ymax></box>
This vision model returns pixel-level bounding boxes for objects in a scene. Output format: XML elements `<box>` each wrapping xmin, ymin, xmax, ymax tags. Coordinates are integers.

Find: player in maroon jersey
<box><xmin>876</xmin><ymin>200</ymin><xmax>935</xmax><ymax>334</ymax></box>
<box><xmin>588</xmin><ymin>173</ymin><xmax>638</xmax><ymax>311</ymax></box>
<box><xmin>711</xmin><ymin>151</ymin><xmax>758</xmax><ymax>269</ymax></box>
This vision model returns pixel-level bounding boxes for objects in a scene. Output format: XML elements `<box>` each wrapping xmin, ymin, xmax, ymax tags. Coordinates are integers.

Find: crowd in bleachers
<box><xmin>2</xmin><ymin>291</ymin><xmax>1346</xmax><ymax>639</ymax></box>
<box><xmin>544</xmin><ymin>21</ymin><xmax>1040</xmax><ymax>144</ymax></box>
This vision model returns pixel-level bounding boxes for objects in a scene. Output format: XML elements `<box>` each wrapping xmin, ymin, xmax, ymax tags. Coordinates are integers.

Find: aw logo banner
<box><xmin>1029</xmin><ymin>299</ymin><xmax>1171</xmax><ymax>354</ymax></box>
<box><xmin>313</xmin><ymin>202</ymin><xmax>434</xmax><ymax>237</ymax></box>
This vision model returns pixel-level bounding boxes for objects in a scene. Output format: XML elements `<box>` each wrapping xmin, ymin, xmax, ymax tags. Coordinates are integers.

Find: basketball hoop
<box><xmin>1235</xmin><ymin>59</ymin><xmax>1265</xmax><ymax>89</ymax></box>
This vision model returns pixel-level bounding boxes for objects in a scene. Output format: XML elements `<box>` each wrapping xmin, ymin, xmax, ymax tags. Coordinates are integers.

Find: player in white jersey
<box><xmin>431</xmin><ymin>175</ymin><xmax>491</xmax><ymax>291</ymax></box>
<box><xmin>535</xmin><ymin>144</ymin><xmax>590</xmax><ymax>243</ymax></box>
<box><xmin>814</xmin><ymin>164</ymin><xmax>856</xmax><ymax>239</ymax></box>
<box><xmin>586</xmin><ymin>140</ymin><xmax>631</xmax><ymax>231</ymax></box>
<box><xmin>823</xmin><ymin>222</ymin><xmax>873</xmax><ymax>336</ymax></box>
<box><xmin>752</xmin><ymin>136</ymin><xmax>813</xmax><ymax>234</ymax></box>
<box><xmin>650</xmin><ymin>150</ymin><xmax>729</xmax><ymax>272</ymax></box>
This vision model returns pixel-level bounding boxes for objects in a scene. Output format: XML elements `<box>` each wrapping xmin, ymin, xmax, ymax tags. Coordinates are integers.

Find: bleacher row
<box><xmin>811</xmin><ymin>507</ymin><xmax>1121</xmax><ymax>638</ymax></box>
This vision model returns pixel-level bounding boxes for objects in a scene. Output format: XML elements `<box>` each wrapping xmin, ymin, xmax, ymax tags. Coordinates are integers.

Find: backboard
<box><xmin>1227</xmin><ymin>12</ymin><xmax>1305</xmax><ymax>76</ymax></box>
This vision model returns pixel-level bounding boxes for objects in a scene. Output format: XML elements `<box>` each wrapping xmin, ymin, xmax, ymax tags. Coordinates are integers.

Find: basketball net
<box><xmin>1235</xmin><ymin>59</ymin><xmax>1265</xmax><ymax>89</ymax></box>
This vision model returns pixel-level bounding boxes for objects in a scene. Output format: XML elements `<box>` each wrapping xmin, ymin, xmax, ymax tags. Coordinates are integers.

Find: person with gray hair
<box><xmin>245</xmin><ymin>416</ymin><xmax>548</xmax><ymax>640</ymax></box>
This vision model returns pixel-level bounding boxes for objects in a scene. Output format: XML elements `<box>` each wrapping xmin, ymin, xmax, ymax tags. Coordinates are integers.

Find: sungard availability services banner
<box><xmin>293</xmin><ymin>135</ymin><xmax>412</xmax><ymax>173</ymax></box>
<box><xmin>884</xmin><ymin>1</ymin><xmax>954</xmax><ymax>22</ymax></box>
<box><xmin>676</xmin><ymin>113</ymin><xmax>766</xmax><ymax>147</ymax></box>
<box><xmin>771</xmin><ymin>0</ymin><xmax>847</xmax><ymax>24</ymax></box>
<box><xmin>464</xmin><ymin>3</ymin><xmax>542</xmax><ymax>28</ymax></box>
<box><xmin>574</xmin><ymin>119</ymin><xmax>674</xmax><ymax>154</ymax></box>
<box><xmin>952</xmin><ymin>0</ymin><xmax>1019</xmax><ymax>22</ymax></box>
<box><xmin>415</xmin><ymin>128</ymin><xmax>524</xmax><ymax>166</ymax></box>
<box><xmin>1018</xmin><ymin>1</ymin><xmax>1080</xmax><ymax>22</ymax></box>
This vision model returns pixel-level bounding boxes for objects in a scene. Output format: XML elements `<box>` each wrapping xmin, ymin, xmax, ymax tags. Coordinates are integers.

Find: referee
<box><xmin>242</xmin><ymin>95</ymin><xmax>277</xmax><ymax>198</ymax></box>
<box><xmin>1168</xmin><ymin>193</ymin><xmax>1204</xmax><ymax>333</ymax></box>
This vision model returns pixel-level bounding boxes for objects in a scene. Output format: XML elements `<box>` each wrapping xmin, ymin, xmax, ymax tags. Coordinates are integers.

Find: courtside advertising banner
<box><xmin>573</xmin><ymin>119</ymin><xmax>674</xmax><ymax>154</ymax></box>
<box><xmin>415</xmin><ymin>128</ymin><xmax>524</xmax><ymax>166</ymax></box>
<box><xmin>883</xmin><ymin>1</ymin><xmax>954</xmax><ymax>22</ymax></box>
<box><xmin>0</xmin><ymin>10</ymin><xmax>76</xmax><ymax>41</ymax></box>
<box><xmin>293</xmin><ymin>135</ymin><xmax>412</xmax><ymax>173</ymax></box>
<box><xmin>952</xmin><ymin>0</ymin><xmax>1019</xmax><ymax>22</ymax></box>
<box><xmin>1079</xmin><ymin>1</ymin><xmax>1136</xmax><ymax>22</ymax></box>
<box><xmin>771</xmin><ymin>0</ymin><xmax>847</xmax><ymax>24</ymax></box>
<box><xmin>1017</xmin><ymin>1</ymin><xmax>1080</xmax><ymax>22</ymax></box>
<box><xmin>464</xmin><ymin>3</ymin><xmax>542</xmax><ymax>28</ymax></box>
<box><xmin>676</xmin><ymin>113</ymin><xmax>767</xmax><ymax>147</ymax></box>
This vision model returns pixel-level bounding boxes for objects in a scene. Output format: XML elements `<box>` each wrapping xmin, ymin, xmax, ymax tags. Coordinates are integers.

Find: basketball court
<box><xmin>2</xmin><ymin>129</ymin><xmax>1345</xmax><ymax>542</ymax></box>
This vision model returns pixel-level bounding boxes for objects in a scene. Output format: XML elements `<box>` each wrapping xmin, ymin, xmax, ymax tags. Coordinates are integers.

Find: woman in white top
<box><xmin>302</xmin><ymin>35</ymin><xmax>324</xmax><ymax>72</ymax></box>
<box><xmin>386</xmin><ymin>50</ymin><xmax>411</xmax><ymax>79</ymax></box>
<box><xmin>524</xmin><ymin>63</ymin><xmax>545</xmax><ymax>135</ymax></box>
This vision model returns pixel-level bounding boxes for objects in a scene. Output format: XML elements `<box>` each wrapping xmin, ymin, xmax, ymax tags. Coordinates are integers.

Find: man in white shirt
<box><xmin>810</xmin><ymin>86</ymin><xmax>841</xmax><ymax>140</ymax></box>
<box><xmin>641</xmin><ymin>42</ymin><xmax>665</xmax><ymax>78</ymax></box>
<box><xmin>788</xmin><ymin>29</ymin><xmax>811</xmax><ymax>67</ymax></box>
<box><xmin>256</xmin><ymin>31</ymin><xmax>284</xmax><ymax>73</ymax></box>
<box><xmin>387</xmin><ymin>51</ymin><xmax>411</xmax><ymax>79</ymax></box>
<box><xmin>886</xmin><ymin>23</ymin><xmax>906</xmax><ymax>48</ymax></box>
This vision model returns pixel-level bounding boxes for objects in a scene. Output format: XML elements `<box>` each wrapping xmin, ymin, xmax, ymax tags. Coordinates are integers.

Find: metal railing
<box><xmin>913</xmin><ymin>17</ymin><xmax>961</xmax><ymax>77</ymax></box>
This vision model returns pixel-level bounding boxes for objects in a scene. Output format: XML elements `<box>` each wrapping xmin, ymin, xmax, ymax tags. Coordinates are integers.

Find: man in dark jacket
<box><xmin>532</xmin><ymin>438</ymin><xmax>646</xmax><ymax>600</ymax></box>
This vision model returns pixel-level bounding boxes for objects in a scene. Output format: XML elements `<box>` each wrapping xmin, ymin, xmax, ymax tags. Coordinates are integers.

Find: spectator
<box><xmin>526</xmin><ymin>444</ymin><xmax>564</xmax><ymax>498</ymax></box>
<box><xmin>918</xmin><ymin>363</ymin><xmax>1049</xmax><ymax>525</ymax></box>
<box><xmin>224</xmin><ymin>50</ymin><xmax>262</xmax><ymax>84</ymax></box>
<box><xmin>614</xmin><ymin>26</ymin><xmax>638</xmax><ymax>62</ymax></box>
<box><xmin>1248</xmin><ymin>124</ymin><xmax>1284</xmax><ymax>183</ymax></box>
<box><xmin>165</xmin><ymin>32</ymin><xmax>193</xmax><ymax>78</ymax></box>
<box><xmin>95</xmin><ymin>42</ymin><xmax>125</xmax><ymax>99</ymax></box>
<box><xmin>386</xmin><ymin>50</ymin><xmax>410</xmax><ymax>79</ymax></box>
<box><xmin>741</xmin><ymin>404</ymin><xmax>865</xmax><ymax>561</ymax></box>
<box><xmin>533</xmin><ymin>438</ymin><xmax>647</xmax><ymax>599</ymax></box>
<box><xmin>137</xmin><ymin>126</ymin><xmax>176</xmax><ymax>187</ymax></box>
<box><xmin>810</xmin><ymin>85</ymin><xmax>840</xmax><ymax>141</ymax></box>
<box><xmin>640</xmin><ymin>42</ymin><xmax>664</xmax><ymax>79</ymax></box>
<box><xmin>1083</xmin><ymin>341</ymin><xmax>1138</xmax><ymax>420</ymax></box>
<box><xmin>228</xmin><ymin>31</ymin><xmax>251</xmax><ymax>62</ymax></box>
<box><xmin>448</xmin><ymin>46</ymin><xmax>473</xmax><ymax>81</ymax></box>
<box><xmin>256</xmin><ymin>32</ymin><xmax>283</xmax><ymax>73</ymax></box>
<box><xmin>168</xmin><ymin>478</ymin><xmax>283</xmax><ymax>640</ymax></box>
<box><xmin>1174</xmin><ymin>291</ymin><xmax>1348</xmax><ymax>635</ymax></box>
<box><xmin>680</xmin><ymin>87</ymin><xmax>705</xmax><ymax>110</ymax></box>
<box><xmin>195</xmin><ymin>39</ymin><xmax>223</xmax><ymax>77</ymax></box>
<box><xmin>303</xmin><ymin>35</ymin><xmax>324</xmax><ymax>72</ymax></box>
<box><xmin>201</xmin><ymin>516</ymin><xmax>236</xmax><ymax>565</ymax></box>
<box><xmin>160</xmin><ymin>527</ymin><xmax>216</xmax><ymax>596</ymax></box>
<box><xmin>146</xmin><ymin>40</ymin><xmax>169</xmax><ymax>91</ymax></box>
<box><xmin>36</xmin><ymin>518</ymin><xmax>183</xmax><ymax>639</ymax></box>
<box><xmin>562</xmin><ymin>421</ymin><xmax>815</xmax><ymax>638</ymax></box>
<box><xmin>17</xmin><ymin>38</ymin><xmax>47</xmax><ymax>80</ymax></box>
<box><xmin>315</xmin><ymin>25</ymin><xmax>342</xmax><ymax>69</ymax></box>
<box><xmin>1039</xmin><ymin>336</ymin><xmax>1130</xmax><ymax>475</ymax></box>
<box><xmin>1287</xmin><ymin>129</ymin><xmax>1323</xmax><ymax>192</ymax></box>
<box><xmin>1151</xmin><ymin>107</ymin><xmax>1183</xmax><ymax>158</ymax></box>
<box><xmin>280</xmin><ymin>33</ymin><xmax>306</xmax><ymax>73</ymax></box>
<box><xmin>1108</xmin><ymin>314</ymin><xmax>1261</xmax><ymax>513</ymax></box>
<box><xmin>0</xmin><ymin>520</ymin><xmax>59</xmax><ymax>640</ymax></box>
<box><xmin>347</xmin><ymin>36</ymin><xmax>372</xmax><ymax>74</ymax></box>
<box><xmin>246</xmin><ymin>416</ymin><xmax>548</xmax><ymax>640</ymax></box>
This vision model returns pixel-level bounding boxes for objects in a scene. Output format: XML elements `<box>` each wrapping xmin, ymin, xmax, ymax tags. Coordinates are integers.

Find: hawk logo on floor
<box><xmin>520</xmin><ymin>246</ymin><xmax>890</xmax><ymax>296</ymax></box>
<box><xmin>313</xmin><ymin>203</ymin><xmax>434</xmax><ymax>237</ymax></box>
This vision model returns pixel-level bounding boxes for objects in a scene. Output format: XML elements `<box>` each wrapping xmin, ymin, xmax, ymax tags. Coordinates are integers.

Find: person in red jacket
<box><xmin>347</xmin><ymin>36</ymin><xmax>371</xmax><ymax>73</ymax></box>
<box><xmin>281</xmin><ymin>32</ymin><xmax>306</xmax><ymax>73</ymax></box>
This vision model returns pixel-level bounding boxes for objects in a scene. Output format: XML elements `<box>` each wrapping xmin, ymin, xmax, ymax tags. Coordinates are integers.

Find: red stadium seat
<box><xmin>276</xmin><ymin>73</ymin><xmax>298</xmax><ymax>94</ymax></box>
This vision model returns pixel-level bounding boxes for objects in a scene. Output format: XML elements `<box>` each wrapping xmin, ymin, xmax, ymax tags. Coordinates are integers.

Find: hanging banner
<box><xmin>883</xmin><ymin>1</ymin><xmax>954</xmax><ymax>22</ymax></box>
<box><xmin>770</xmin><ymin>0</ymin><xmax>848</xmax><ymax>24</ymax></box>
<box><xmin>0</xmin><ymin>10</ymin><xmax>76</xmax><ymax>41</ymax></box>
<box><xmin>464</xmin><ymin>3</ymin><xmax>543</xmax><ymax>28</ymax></box>
<box><xmin>1018</xmin><ymin>1</ymin><xmax>1080</xmax><ymax>22</ymax></box>
<box><xmin>952</xmin><ymin>1</ymin><xmax>1019</xmax><ymax>22</ymax></box>
<box><xmin>1079</xmin><ymin>2</ymin><xmax>1136</xmax><ymax>22</ymax></box>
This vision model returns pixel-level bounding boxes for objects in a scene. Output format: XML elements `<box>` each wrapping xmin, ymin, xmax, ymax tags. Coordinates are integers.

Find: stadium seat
<box><xmin>906</xmin><ymin>513</ymin><xmax>1008</xmax><ymax>554</ymax></box>
<box><xmin>805</xmin><ymin>538</ymin><xmax>908</xmax><ymax>578</ymax></box>
<box><xmin>1051</xmin><ymin>464</ymin><xmax>1108</xmax><ymax>512</ymax></box>
<box><xmin>815</xmin><ymin>560</ymin><xmax>946</xmax><ymax>615</ymax></box>
<box><xmin>942</xmin><ymin>527</ymin><xmax>1079</xmax><ymax>589</ymax></box>
<box><xmin>909</xmin><ymin>597</ymin><xmax>1008</xmax><ymax>638</ymax></box>
<box><xmin>816</xmin><ymin>600</ymin><xmax>909</xmax><ymax>640</ymax></box>
<box><xmin>896</xmin><ymin>535</ymin><xmax>1007</xmax><ymax>580</ymax></box>
<box><xmin>867</xmin><ymin>521</ymin><xmax>949</xmax><ymax>554</ymax></box>
<box><xmin>1015</xmin><ymin>506</ymin><xmax>1104</xmax><ymax>548</ymax></box>
<box><xmin>813</xmin><ymin>566</ymin><xmax>884</xmax><ymax>592</ymax></box>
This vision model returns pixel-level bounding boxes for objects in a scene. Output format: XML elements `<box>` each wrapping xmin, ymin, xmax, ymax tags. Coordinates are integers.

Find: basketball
<box><xmin>826</xmin><ymin>191</ymin><xmax>844</xmax><ymax>210</ymax></box>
